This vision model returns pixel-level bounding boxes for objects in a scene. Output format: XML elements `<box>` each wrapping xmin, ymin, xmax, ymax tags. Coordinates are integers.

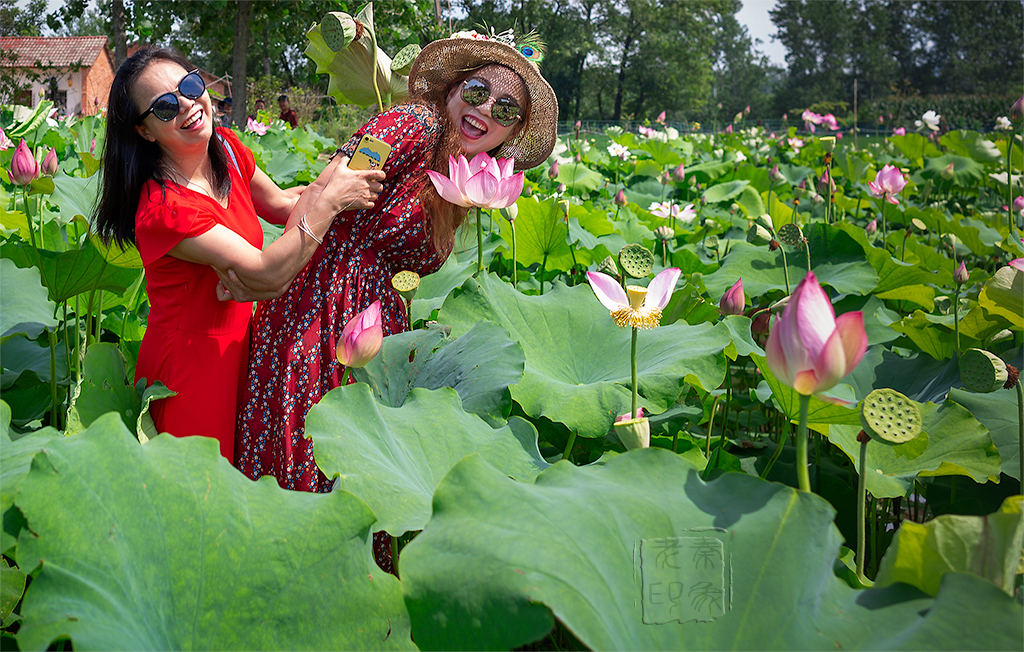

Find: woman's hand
<box><xmin>321</xmin><ymin>156</ymin><xmax>385</xmax><ymax>213</ymax></box>
<box><xmin>215</xmin><ymin>267</ymin><xmax>290</xmax><ymax>302</ymax></box>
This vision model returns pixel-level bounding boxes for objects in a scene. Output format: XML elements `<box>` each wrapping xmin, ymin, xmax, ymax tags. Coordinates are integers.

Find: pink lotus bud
<box><xmin>574</xmin><ymin>120</ymin><xmax>582</xmax><ymax>130</ymax></box>
<box><xmin>336</xmin><ymin>300</ymin><xmax>383</xmax><ymax>370</ymax></box>
<box><xmin>751</xmin><ymin>311</ymin><xmax>770</xmax><ymax>334</ymax></box>
<box><xmin>892</xmin><ymin>127</ymin><xmax>906</xmax><ymax>136</ymax></box>
<box><xmin>941</xmin><ymin>162</ymin><xmax>955</xmax><ymax>180</ymax></box>
<box><xmin>548</xmin><ymin>160</ymin><xmax>559</xmax><ymax>179</ymax></box>
<box><xmin>556</xmin><ymin>183</ymin><xmax>566</xmax><ymax>194</ymax></box>
<box><xmin>954</xmin><ymin>261</ymin><xmax>969</xmax><ymax>285</ymax></box>
<box><xmin>1013</xmin><ymin>196</ymin><xmax>1024</xmax><ymax>212</ymax></box>
<box><xmin>656</xmin><ymin>111</ymin><xmax>666</xmax><ymax>123</ymax></box>
<box><xmin>765</xmin><ymin>272</ymin><xmax>868</xmax><ymax>397</ymax></box>
<box><xmin>660</xmin><ymin>171</ymin><xmax>672</xmax><ymax>185</ymax></box>
<box><xmin>8</xmin><ymin>139</ymin><xmax>39</xmax><ymax>185</ymax></box>
<box><xmin>817</xmin><ymin>172</ymin><xmax>835</xmax><ymax>195</ymax></box>
<box><xmin>865</xmin><ymin>219</ymin><xmax>877</xmax><ymax>235</ymax></box>
<box><xmin>877</xmin><ymin>115</ymin><xmax>884</xmax><ymax>124</ymax></box>
<box><xmin>781</xmin><ymin>113</ymin><xmax>788</xmax><ymax>121</ymax></box>
<box><xmin>672</xmin><ymin>163</ymin><xmax>685</xmax><ymax>183</ymax></box>
<box><xmin>1011</xmin><ymin>94</ymin><xmax>1024</xmax><ymax>121</ymax></box>
<box><xmin>522</xmin><ymin>184</ymin><xmax>533</xmax><ymax>197</ymax></box>
<box><xmin>41</xmin><ymin>147</ymin><xmax>58</xmax><ymax>175</ymax></box>
<box><xmin>614</xmin><ymin>189</ymin><xmax>628</xmax><ymax>206</ymax></box>
<box><xmin>725</xmin><ymin>124</ymin><xmax>733</xmax><ymax>134</ymax></box>
<box><xmin>769</xmin><ymin>165</ymin><xmax>785</xmax><ymax>184</ymax></box>
<box><xmin>720</xmin><ymin>278</ymin><xmax>745</xmax><ymax>316</ymax></box>
<box><xmin>616</xmin><ymin>408</ymin><xmax>644</xmax><ymax>424</ymax></box>
<box><xmin>745</xmin><ymin>105</ymin><xmax>751</xmax><ymax>114</ymax></box>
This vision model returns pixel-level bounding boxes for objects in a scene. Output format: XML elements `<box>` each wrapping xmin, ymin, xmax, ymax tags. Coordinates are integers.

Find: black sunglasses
<box><xmin>461</xmin><ymin>78</ymin><xmax>522</xmax><ymax>127</ymax></box>
<box><xmin>137</xmin><ymin>69</ymin><xmax>206</xmax><ymax>124</ymax></box>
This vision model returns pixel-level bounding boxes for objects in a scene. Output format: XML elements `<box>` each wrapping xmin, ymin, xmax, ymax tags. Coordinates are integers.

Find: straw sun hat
<box><xmin>409</xmin><ymin>28</ymin><xmax>559</xmax><ymax>170</ymax></box>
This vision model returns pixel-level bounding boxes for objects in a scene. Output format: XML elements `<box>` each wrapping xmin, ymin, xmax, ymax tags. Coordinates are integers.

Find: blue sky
<box><xmin>736</xmin><ymin>0</ymin><xmax>786</xmax><ymax>67</ymax></box>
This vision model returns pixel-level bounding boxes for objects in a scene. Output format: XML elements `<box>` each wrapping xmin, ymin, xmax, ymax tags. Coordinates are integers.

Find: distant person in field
<box><xmin>278</xmin><ymin>94</ymin><xmax>298</xmax><ymax>128</ymax></box>
<box><xmin>92</xmin><ymin>47</ymin><xmax>384</xmax><ymax>461</ymax></box>
<box><xmin>248</xmin><ymin>97</ymin><xmax>266</xmax><ymax>122</ymax></box>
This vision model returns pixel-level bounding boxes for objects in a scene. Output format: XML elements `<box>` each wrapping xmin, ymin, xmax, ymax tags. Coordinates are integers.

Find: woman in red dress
<box><xmin>228</xmin><ymin>31</ymin><xmax>558</xmax><ymax>570</ymax></box>
<box><xmin>93</xmin><ymin>48</ymin><xmax>384</xmax><ymax>461</ymax></box>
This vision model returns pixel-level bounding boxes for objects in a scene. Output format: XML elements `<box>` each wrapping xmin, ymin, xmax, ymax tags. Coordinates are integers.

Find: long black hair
<box><xmin>94</xmin><ymin>48</ymin><xmax>231</xmax><ymax>247</ymax></box>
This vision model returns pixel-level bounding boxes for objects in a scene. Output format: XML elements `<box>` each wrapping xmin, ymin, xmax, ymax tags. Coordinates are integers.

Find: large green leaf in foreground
<box><xmin>15</xmin><ymin>415</ymin><xmax>412</xmax><ymax>651</ymax></box>
<box><xmin>438</xmin><ymin>274</ymin><xmax>738</xmax><ymax>437</ymax></box>
<box><xmin>308</xmin><ymin>383</ymin><xmax>547</xmax><ymax>536</ymax></box>
<box><xmin>353</xmin><ymin>321</ymin><xmax>524</xmax><ymax>427</ymax></box>
<box><xmin>401</xmin><ymin>450</ymin><xmax>1023</xmax><ymax>651</ymax></box>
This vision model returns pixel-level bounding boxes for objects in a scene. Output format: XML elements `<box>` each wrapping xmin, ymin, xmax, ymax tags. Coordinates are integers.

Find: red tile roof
<box><xmin>0</xmin><ymin>36</ymin><xmax>110</xmax><ymax>69</ymax></box>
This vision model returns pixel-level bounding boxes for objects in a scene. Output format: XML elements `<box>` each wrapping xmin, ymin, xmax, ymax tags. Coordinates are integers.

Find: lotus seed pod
<box><xmin>747</xmin><ymin>224</ymin><xmax>773</xmax><ymax>246</ymax></box>
<box><xmin>859</xmin><ymin>389</ymin><xmax>922</xmax><ymax>445</ymax></box>
<box><xmin>910</xmin><ymin>218</ymin><xmax>927</xmax><ymax>232</ymax></box>
<box><xmin>596</xmin><ymin>255</ymin><xmax>621</xmax><ymax>281</ymax></box>
<box><xmin>391</xmin><ymin>270</ymin><xmax>420</xmax><ymax>301</ymax></box>
<box><xmin>614</xmin><ymin>416</ymin><xmax>650</xmax><ymax>450</ymax></box>
<box><xmin>704</xmin><ymin>235</ymin><xmax>720</xmax><ymax>252</ymax></box>
<box><xmin>755</xmin><ymin>213</ymin><xmax>774</xmax><ymax>231</ymax></box>
<box><xmin>390</xmin><ymin>44</ymin><xmax>421</xmax><ymax>75</ymax></box>
<box><xmin>618</xmin><ymin>244</ymin><xmax>655</xmax><ymax>278</ymax></box>
<box><xmin>777</xmin><ymin>223</ymin><xmax>804</xmax><ymax>246</ymax></box>
<box><xmin>941</xmin><ymin>233</ymin><xmax>957</xmax><ymax>249</ymax></box>
<box><xmin>959</xmin><ymin>348</ymin><xmax>1009</xmax><ymax>393</ymax></box>
<box><xmin>320</xmin><ymin>12</ymin><xmax>357</xmax><ymax>52</ymax></box>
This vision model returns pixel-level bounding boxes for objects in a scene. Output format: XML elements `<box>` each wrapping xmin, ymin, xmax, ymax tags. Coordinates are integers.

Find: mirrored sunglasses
<box><xmin>461</xmin><ymin>78</ymin><xmax>522</xmax><ymax>127</ymax></box>
<box><xmin>137</xmin><ymin>70</ymin><xmax>206</xmax><ymax>124</ymax></box>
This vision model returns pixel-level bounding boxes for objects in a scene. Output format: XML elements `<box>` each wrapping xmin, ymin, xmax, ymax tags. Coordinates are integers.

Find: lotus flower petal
<box><xmin>645</xmin><ymin>268</ymin><xmax>681</xmax><ymax>310</ymax></box>
<box><xmin>426</xmin><ymin>170</ymin><xmax>472</xmax><ymax>207</ymax></box>
<box><xmin>338</xmin><ymin>300</ymin><xmax>383</xmax><ymax>369</ymax></box>
<box><xmin>464</xmin><ymin>169</ymin><xmax>499</xmax><ymax>206</ymax></box>
<box><xmin>587</xmin><ymin>271</ymin><xmax>628</xmax><ymax>312</ymax></box>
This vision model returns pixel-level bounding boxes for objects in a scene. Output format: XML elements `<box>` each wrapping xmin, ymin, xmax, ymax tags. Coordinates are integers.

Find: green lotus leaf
<box><xmin>831</xmin><ymin>222</ymin><xmax>950</xmax><ymax>294</ymax></box>
<box><xmin>353</xmin><ymin>321</ymin><xmax>524</xmax><ymax>426</ymax></box>
<box><xmin>922</xmin><ymin>154</ymin><xmax>985</xmax><ymax>186</ymax></box>
<box><xmin>734</xmin><ymin>185</ymin><xmax>765</xmax><ymax>217</ymax></box>
<box><xmin>307</xmin><ymin>384</ymin><xmax>547</xmax><ymax>536</ymax></box>
<box><xmin>555</xmin><ymin>161</ymin><xmax>604</xmax><ymax>193</ymax></box>
<box><xmin>703</xmin><ymin>234</ymin><xmax>877</xmax><ymax>299</ymax></box>
<box><xmin>410</xmin><ymin>252</ymin><xmax>475</xmax><ymax>323</ymax></box>
<box><xmin>498</xmin><ymin>197</ymin><xmax>574</xmax><ymax>272</ymax></box>
<box><xmin>978</xmin><ymin>265</ymin><xmax>1024</xmax><ymax>329</ymax></box>
<box><xmin>1</xmin><ymin>402</ymin><xmax>60</xmax><ymax>555</ymax></box>
<box><xmin>1</xmin><ymin>556</ymin><xmax>26</xmax><ymax>622</ymax></box>
<box><xmin>29</xmin><ymin>238</ymin><xmax>142</xmax><ymax>304</ymax></box>
<box><xmin>400</xmin><ymin>451</ymin><xmax>1022</xmax><ymax>651</ymax></box>
<box><xmin>701</xmin><ymin>179</ymin><xmax>748</xmax><ymax>204</ymax></box>
<box><xmin>949</xmin><ymin>386</ymin><xmax>1021</xmax><ymax>481</ymax></box>
<box><xmin>15</xmin><ymin>414</ymin><xmax>412</xmax><ymax>651</ymax></box>
<box><xmin>875</xmin><ymin>496</ymin><xmax>1023</xmax><ymax>597</ymax></box>
<box><xmin>438</xmin><ymin>274</ymin><xmax>735</xmax><ymax>436</ymax></box>
<box><xmin>889</xmin><ymin>133</ymin><xmax>942</xmax><ymax>162</ymax></box>
<box><xmin>48</xmin><ymin>174</ymin><xmax>100</xmax><ymax>225</ymax></box>
<box><xmin>940</xmin><ymin>130</ymin><xmax>1003</xmax><ymax>164</ymax></box>
<box><xmin>827</xmin><ymin>399</ymin><xmax>1002</xmax><ymax>498</ymax></box>
<box><xmin>0</xmin><ymin>259</ymin><xmax>57</xmax><ymax>341</ymax></box>
<box><xmin>903</xmin><ymin>206</ymin><xmax>999</xmax><ymax>258</ymax></box>
<box><xmin>751</xmin><ymin>354</ymin><xmax>862</xmax><ymax>429</ymax></box>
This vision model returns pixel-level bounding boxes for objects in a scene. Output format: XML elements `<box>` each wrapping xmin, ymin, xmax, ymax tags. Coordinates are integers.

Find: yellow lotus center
<box><xmin>625</xmin><ymin>285</ymin><xmax>648</xmax><ymax>309</ymax></box>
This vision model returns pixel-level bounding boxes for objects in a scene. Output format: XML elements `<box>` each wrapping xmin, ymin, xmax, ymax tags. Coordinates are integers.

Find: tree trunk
<box><xmin>231</xmin><ymin>0</ymin><xmax>251</xmax><ymax>128</ymax></box>
<box><xmin>612</xmin><ymin>31</ymin><xmax>632</xmax><ymax>122</ymax></box>
<box><xmin>112</xmin><ymin>0</ymin><xmax>127</xmax><ymax>67</ymax></box>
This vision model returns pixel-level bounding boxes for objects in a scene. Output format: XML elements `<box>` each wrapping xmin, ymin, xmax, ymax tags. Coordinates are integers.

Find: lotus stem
<box><xmin>562</xmin><ymin>430</ymin><xmax>577</xmax><ymax>464</ymax></box>
<box><xmin>1007</xmin><ymin>136</ymin><xmax>1013</xmax><ymax>237</ymax></box>
<box><xmin>369</xmin><ymin>27</ymin><xmax>384</xmax><ymax>113</ymax></box>
<box><xmin>1016</xmin><ymin>378</ymin><xmax>1023</xmax><ymax>493</ymax></box>
<box><xmin>779</xmin><ymin>243</ymin><xmax>791</xmax><ymax>294</ymax></box>
<box><xmin>630</xmin><ymin>326</ymin><xmax>638</xmax><ymax>417</ymax></box>
<box><xmin>24</xmin><ymin>187</ymin><xmax>37</xmax><ymax>249</ymax></box>
<box><xmin>509</xmin><ymin>220</ymin><xmax>517</xmax><ymax>289</ymax></box>
<box><xmin>952</xmin><ymin>282</ymin><xmax>961</xmax><ymax>354</ymax></box>
<box><xmin>796</xmin><ymin>393</ymin><xmax>811</xmax><ymax>492</ymax></box>
<box><xmin>48</xmin><ymin>328</ymin><xmax>59</xmax><ymax>429</ymax></box>
<box><xmin>94</xmin><ymin>290</ymin><xmax>104</xmax><ymax>343</ymax></box>
<box><xmin>341</xmin><ymin>366</ymin><xmax>353</xmax><ymax>387</ymax></box>
<box><xmin>705</xmin><ymin>394</ymin><xmax>720</xmax><ymax>457</ymax></box>
<box><xmin>539</xmin><ymin>252</ymin><xmax>548</xmax><ymax>295</ymax></box>
<box><xmin>760</xmin><ymin>428</ymin><xmax>786</xmax><ymax>480</ymax></box>
<box><xmin>857</xmin><ymin>437</ymin><xmax>868</xmax><ymax>580</ymax></box>
<box><xmin>803</xmin><ymin>238</ymin><xmax>811</xmax><ymax>274</ymax></box>
<box><xmin>476</xmin><ymin>207</ymin><xmax>483</xmax><ymax>273</ymax></box>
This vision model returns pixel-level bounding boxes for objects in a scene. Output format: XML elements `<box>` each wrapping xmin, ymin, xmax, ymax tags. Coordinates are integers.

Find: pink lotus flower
<box><xmin>765</xmin><ymin>272</ymin><xmax>867</xmax><ymax>397</ymax></box>
<box><xmin>426</xmin><ymin>153</ymin><xmax>524</xmax><ymax>209</ymax></box>
<box><xmin>724</xmin><ymin>124</ymin><xmax>733</xmax><ymax>134</ymax></box>
<box><xmin>781</xmin><ymin>113</ymin><xmax>788</xmax><ymax>121</ymax></box>
<box><xmin>720</xmin><ymin>278</ymin><xmax>745</xmax><ymax>316</ymax></box>
<box><xmin>1009</xmin><ymin>258</ymin><xmax>1024</xmax><ymax>272</ymax></box>
<box><xmin>868</xmin><ymin>164</ymin><xmax>908</xmax><ymax>204</ymax></box>
<box><xmin>41</xmin><ymin>147</ymin><xmax>58</xmax><ymax>175</ymax></box>
<box><xmin>0</xmin><ymin>127</ymin><xmax>12</xmax><ymax>150</ymax></box>
<box><xmin>787</xmin><ymin>137</ymin><xmax>805</xmax><ymax>151</ymax></box>
<box><xmin>656</xmin><ymin>111</ymin><xmax>666</xmax><ymax>123</ymax></box>
<box><xmin>820</xmin><ymin>113</ymin><xmax>839</xmax><ymax>130</ymax></box>
<box><xmin>587</xmin><ymin>267</ymin><xmax>681</xmax><ymax>329</ymax></box>
<box><xmin>8</xmin><ymin>139</ymin><xmax>39</xmax><ymax>185</ymax></box>
<box><xmin>246</xmin><ymin>117</ymin><xmax>268</xmax><ymax>135</ymax></box>
<box><xmin>802</xmin><ymin>109</ymin><xmax>822</xmax><ymax>132</ymax></box>
<box><xmin>336</xmin><ymin>300</ymin><xmax>383</xmax><ymax>370</ymax></box>
<box><xmin>744</xmin><ymin>105</ymin><xmax>751</xmax><ymax>115</ymax></box>
<box><xmin>1013</xmin><ymin>196</ymin><xmax>1024</xmax><ymax>212</ymax></box>
<box><xmin>892</xmin><ymin>127</ymin><xmax>906</xmax><ymax>136</ymax></box>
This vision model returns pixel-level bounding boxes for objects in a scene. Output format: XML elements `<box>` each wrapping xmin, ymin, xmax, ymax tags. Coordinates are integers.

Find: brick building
<box><xmin>0</xmin><ymin>36</ymin><xmax>114</xmax><ymax>116</ymax></box>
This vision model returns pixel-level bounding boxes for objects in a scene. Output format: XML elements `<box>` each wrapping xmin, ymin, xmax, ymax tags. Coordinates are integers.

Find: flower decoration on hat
<box><xmin>451</xmin><ymin>26</ymin><xmax>546</xmax><ymax>65</ymax></box>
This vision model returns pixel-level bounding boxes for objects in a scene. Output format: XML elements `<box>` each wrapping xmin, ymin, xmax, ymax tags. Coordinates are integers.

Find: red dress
<box><xmin>134</xmin><ymin>128</ymin><xmax>260</xmax><ymax>461</ymax></box>
<box><xmin>235</xmin><ymin>103</ymin><xmax>449</xmax><ymax>492</ymax></box>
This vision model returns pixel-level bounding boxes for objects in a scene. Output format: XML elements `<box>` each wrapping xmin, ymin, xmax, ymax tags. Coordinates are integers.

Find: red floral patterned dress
<box><xmin>235</xmin><ymin>103</ymin><xmax>448</xmax><ymax>502</ymax></box>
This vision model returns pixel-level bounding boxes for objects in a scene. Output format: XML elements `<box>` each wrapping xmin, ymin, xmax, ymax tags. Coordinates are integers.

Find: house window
<box><xmin>45</xmin><ymin>78</ymin><xmax>67</xmax><ymax>114</ymax></box>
